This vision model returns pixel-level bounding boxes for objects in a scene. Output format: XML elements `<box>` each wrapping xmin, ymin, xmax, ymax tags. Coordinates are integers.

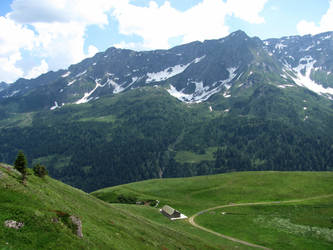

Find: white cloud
<box><xmin>88</xmin><ymin>45</ymin><xmax>99</xmax><ymax>58</ymax></box>
<box><xmin>297</xmin><ymin>0</ymin><xmax>333</xmax><ymax>35</ymax></box>
<box><xmin>25</xmin><ymin>59</ymin><xmax>49</xmax><ymax>79</ymax></box>
<box><xmin>0</xmin><ymin>16</ymin><xmax>35</xmax><ymax>82</ymax></box>
<box><xmin>0</xmin><ymin>0</ymin><xmax>117</xmax><ymax>83</ymax></box>
<box><xmin>113</xmin><ymin>0</ymin><xmax>230</xmax><ymax>49</ymax></box>
<box><xmin>0</xmin><ymin>52</ymin><xmax>24</xmax><ymax>83</ymax></box>
<box><xmin>112</xmin><ymin>0</ymin><xmax>267</xmax><ymax>50</ymax></box>
<box><xmin>9</xmin><ymin>0</ymin><xmax>116</xmax><ymax>25</ymax></box>
<box><xmin>226</xmin><ymin>0</ymin><xmax>268</xmax><ymax>24</ymax></box>
<box><xmin>32</xmin><ymin>21</ymin><xmax>88</xmax><ymax>69</ymax></box>
<box><xmin>113</xmin><ymin>41</ymin><xmax>146</xmax><ymax>51</ymax></box>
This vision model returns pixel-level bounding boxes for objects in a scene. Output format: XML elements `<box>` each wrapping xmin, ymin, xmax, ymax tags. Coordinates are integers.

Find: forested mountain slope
<box><xmin>0</xmin><ymin>31</ymin><xmax>332</xmax><ymax>191</ymax></box>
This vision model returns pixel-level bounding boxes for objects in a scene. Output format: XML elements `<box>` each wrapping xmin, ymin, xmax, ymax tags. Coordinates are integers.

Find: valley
<box><xmin>1</xmin><ymin>2</ymin><xmax>333</xmax><ymax>249</ymax></box>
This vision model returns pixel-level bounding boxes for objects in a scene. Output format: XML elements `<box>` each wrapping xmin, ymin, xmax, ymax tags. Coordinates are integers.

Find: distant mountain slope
<box><xmin>0</xmin><ymin>87</ymin><xmax>332</xmax><ymax>192</ymax></box>
<box><xmin>0</xmin><ymin>31</ymin><xmax>332</xmax><ymax>192</ymax></box>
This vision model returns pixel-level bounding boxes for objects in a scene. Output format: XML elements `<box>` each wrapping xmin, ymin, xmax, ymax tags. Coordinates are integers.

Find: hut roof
<box><xmin>162</xmin><ymin>205</ymin><xmax>176</xmax><ymax>216</ymax></box>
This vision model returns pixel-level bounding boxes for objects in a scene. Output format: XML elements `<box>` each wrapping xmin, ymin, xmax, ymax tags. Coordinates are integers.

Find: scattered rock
<box><xmin>51</xmin><ymin>217</ymin><xmax>59</xmax><ymax>223</ymax></box>
<box><xmin>4</xmin><ymin>220</ymin><xmax>24</xmax><ymax>230</ymax></box>
<box><xmin>70</xmin><ymin>215</ymin><xmax>83</xmax><ymax>238</ymax></box>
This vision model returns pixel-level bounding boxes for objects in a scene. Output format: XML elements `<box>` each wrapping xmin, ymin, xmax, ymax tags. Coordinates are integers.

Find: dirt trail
<box><xmin>188</xmin><ymin>194</ymin><xmax>333</xmax><ymax>249</ymax></box>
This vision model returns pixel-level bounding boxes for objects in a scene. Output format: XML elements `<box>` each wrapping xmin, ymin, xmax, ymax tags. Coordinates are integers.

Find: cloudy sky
<box><xmin>0</xmin><ymin>0</ymin><xmax>332</xmax><ymax>83</ymax></box>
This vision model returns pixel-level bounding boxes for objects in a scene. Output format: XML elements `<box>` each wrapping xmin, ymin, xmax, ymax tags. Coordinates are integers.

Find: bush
<box><xmin>33</xmin><ymin>164</ymin><xmax>48</xmax><ymax>178</ymax></box>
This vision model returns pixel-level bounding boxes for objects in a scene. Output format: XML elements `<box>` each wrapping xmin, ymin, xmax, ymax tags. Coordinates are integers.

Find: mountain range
<box><xmin>0</xmin><ymin>30</ymin><xmax>332</xmax><ymax>191</ymax></box>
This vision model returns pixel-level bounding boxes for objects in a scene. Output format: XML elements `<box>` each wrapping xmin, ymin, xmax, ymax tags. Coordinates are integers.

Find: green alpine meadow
<box><xmin>1</xmin><ymin>163</ymin><xmax>332</xmax><ymax>249</ymax></box>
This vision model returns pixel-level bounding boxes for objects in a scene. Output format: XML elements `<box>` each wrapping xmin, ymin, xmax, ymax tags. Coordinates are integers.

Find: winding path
<box><xmin>188</xmin><ymin>194</ymin><xmax>333</xmax><ymax>249</ymax></box>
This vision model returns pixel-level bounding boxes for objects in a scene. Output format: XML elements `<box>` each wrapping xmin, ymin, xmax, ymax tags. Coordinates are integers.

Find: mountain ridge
<box><xmin>1</xmin><ymin>30</ymin><xmax>332</xmax><ymax>112</ymax></box>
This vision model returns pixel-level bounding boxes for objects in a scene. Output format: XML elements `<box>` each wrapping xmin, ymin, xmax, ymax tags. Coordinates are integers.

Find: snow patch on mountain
<box><xmin>75</xmin><ymin>79</ymin><xmax>104</xmax><ymax>104</ymax></box>
<box><xmin>301</xmin><ymin>45</ymin><xmax>314</xmax><ymax>52</ymax></box>
<box><xmin>321</xmin><ymin>34</ymin><xmax>332</xmax><ymax>40</ymax></box>
<box><xmin>275</xmin><ymin>43</ymin><xmax>287</xmax><ymax>50</ymax></box>
<box><xmin>193</xmin><ymin>55</ymin><xmax>206</xmax><ymax>64</ymax></box>
<box><xmin>4</xmin><ymin>90</ymin><xmax>20</xmax><ymax>98</ymax></box>
<box><xmin>146</xmin><ymin>56</ymin><xmax>206</xmax><ymax>83</ymax></box>
<box><xmin>277</xmin><ymin>84</ymin><xmax>294</xmax><ymax>89</ymax></box>
<box><xmin>289</xmin><ymin>56</ymin><xmax>333</xmax><ymax>96</ymax></box>
<box><xmin>106</xmin><ymin>78</ymin><xmax>124</xmax><ymax>94</ymax></box>
<box><xmin>67</xmin><ymin>79</ymin><xmax>76</xmax><ymax>86</ymax></box>
<box><xmin>167</xmin><ymin>67</ymin><xmax>237</xmax><ymax>103</ymax></box>
<box><xmin>61</xmin><ymin>71</ymin><xmax>71</xmax><ymax>78</ymax></box>
<box><xmin>128</xmin><ymin>77</ymin><xmax>139</xmax><ymax>88</ymax></box>
<box><xmin>75</xmin><ymin>70</ymin><xmax>87</xmax><ymax>78</ymax></box>
<box><xmin>50</xmin><ymin>101</ymin><xmax>60</xmax><ymax>110</ymax></box>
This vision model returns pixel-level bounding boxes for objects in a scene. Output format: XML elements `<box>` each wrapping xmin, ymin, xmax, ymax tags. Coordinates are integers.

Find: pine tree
<box><xmin>14</xmin><ymin>151</ymin><xmax>28</xmax><ymax>183</ymax></box>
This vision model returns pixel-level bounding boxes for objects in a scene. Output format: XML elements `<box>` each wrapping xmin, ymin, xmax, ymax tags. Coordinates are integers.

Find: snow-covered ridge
<box><xmin>167</xmin><ymin>67</ymin><xmax>238</xmax><ymax>103</ymax></box>
<box><xmin>74</xmin><ymin>72</ymin><xmax>132</xmax><ymax>105</ymax></box>
<box><xmin>146</xmin><ymin>55</ymin><xmax>206</xmax><ymax>83</ymax></box>
<box><xmin>286</xmin><ymin>56</ymin><xmax>333</xmax><ymax>96</ymax></box>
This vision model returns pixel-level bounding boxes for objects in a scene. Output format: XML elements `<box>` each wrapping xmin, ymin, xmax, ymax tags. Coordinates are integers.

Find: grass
<box><xmin>93</xmin><ymin>171</ymin><xmax>333</xmax><ymax>216</ymax></box>
<box><xmin>0</xmin><ymin>112</ymin><xmax>34</xmax><ymax>128</ymax></box>
<box><xmin>174</xmin><ymin>147</ymin><xmax>217</xmax><ymax>163</ymax></box>
<box><xmin>78</xmin><ymin>114</ymin><xmax>116</xmax><ymax>123</ymax></box>
<box><xmin>2</xmin><ymin>163</ymin><xmax>332</xmax><ymax>249</ymax></box>
<box><xmin>196</xmin><ymin>197</ymin><xmax>333</xmax><ymax>249</ymax></box>
<box><xmin>0</xmin><ymin>163</ymin><xmax>241</xmax><ymax>250</ymax></box>
<box><xmin>93</xmin><ymin>171</ymin><xmax>333</xmax><ymax>249</ymax></box>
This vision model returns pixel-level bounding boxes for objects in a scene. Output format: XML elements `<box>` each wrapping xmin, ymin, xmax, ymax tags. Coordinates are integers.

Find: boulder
<box><xmin>4</xmin><ymin>220</ymin><xmax>24</xmax><ymax>230</ymax></box>
<box><xmin>70</xmin><ymin>215</ymin><xmax>83</xmax><ymax>238</ymax></box>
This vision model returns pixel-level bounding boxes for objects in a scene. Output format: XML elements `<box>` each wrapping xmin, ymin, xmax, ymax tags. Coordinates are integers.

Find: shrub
<box><xmin>33</xmin><ymin>164</ymin><xmax>48</xmax><ymax>178</ymax></box>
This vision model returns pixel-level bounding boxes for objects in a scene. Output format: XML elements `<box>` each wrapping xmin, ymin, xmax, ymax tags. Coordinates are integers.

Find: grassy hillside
<box><xmin>0</xmin><ymin>163</ymin><xmax>246</xmax><ymax>250</ymax></box>
<box><xmin>93</xmin><ymin>172</ymin><xmax>333</xmax><ymax>249</ymax></box>
<box><xmin>196</xmin><ymin>196</ymin><xmax>333</xmax><ymax>249</ymax></box>
<box><xmin>92</xmin><ymin>171</ymin><xmax>333</xmax><ymax>215</ymax></box>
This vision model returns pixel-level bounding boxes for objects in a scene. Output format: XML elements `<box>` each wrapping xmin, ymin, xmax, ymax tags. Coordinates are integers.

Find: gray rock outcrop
<box><xmin>70</xmin><ymin>215</ymin><xmax>83</xmax><ymax>238</ymax></box>
<box><xmin>4</xmin><ymin>220</ymin><xmax>24</xmax><ymax>230</ymax></box>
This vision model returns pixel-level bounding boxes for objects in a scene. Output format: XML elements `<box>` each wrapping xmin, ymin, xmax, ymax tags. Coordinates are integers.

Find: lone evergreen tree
<box><xmin>14</xmin><ymin>151</ymin><xmax>28</xmax><ymax>183</ymax></box>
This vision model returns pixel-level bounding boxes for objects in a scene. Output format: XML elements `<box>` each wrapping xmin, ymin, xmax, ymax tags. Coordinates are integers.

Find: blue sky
<box><xmin>0</xmin><ymin>0</ymin><xmax>332</xmax><ymax>83</ymax></box>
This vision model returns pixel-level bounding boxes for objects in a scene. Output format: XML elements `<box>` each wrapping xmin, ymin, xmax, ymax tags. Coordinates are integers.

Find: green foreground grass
<box><xmin>0</xmin><ymin>163</ymin><xmax>243</xmax><ymax>250</ymax></box>
<box><xmin>93</xmin><ymin>171</ymin><xmax>333</xmax><ymax>249</ymax></box>
<box><xmin>2</xmin><ymin>163</ymin><xmax>332</xmax><ymax>249</ymax></box>
<box><xmin>196</xmin><ymin>197</ymin><xmax>333</xmax><ymax>249</ymax></box>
